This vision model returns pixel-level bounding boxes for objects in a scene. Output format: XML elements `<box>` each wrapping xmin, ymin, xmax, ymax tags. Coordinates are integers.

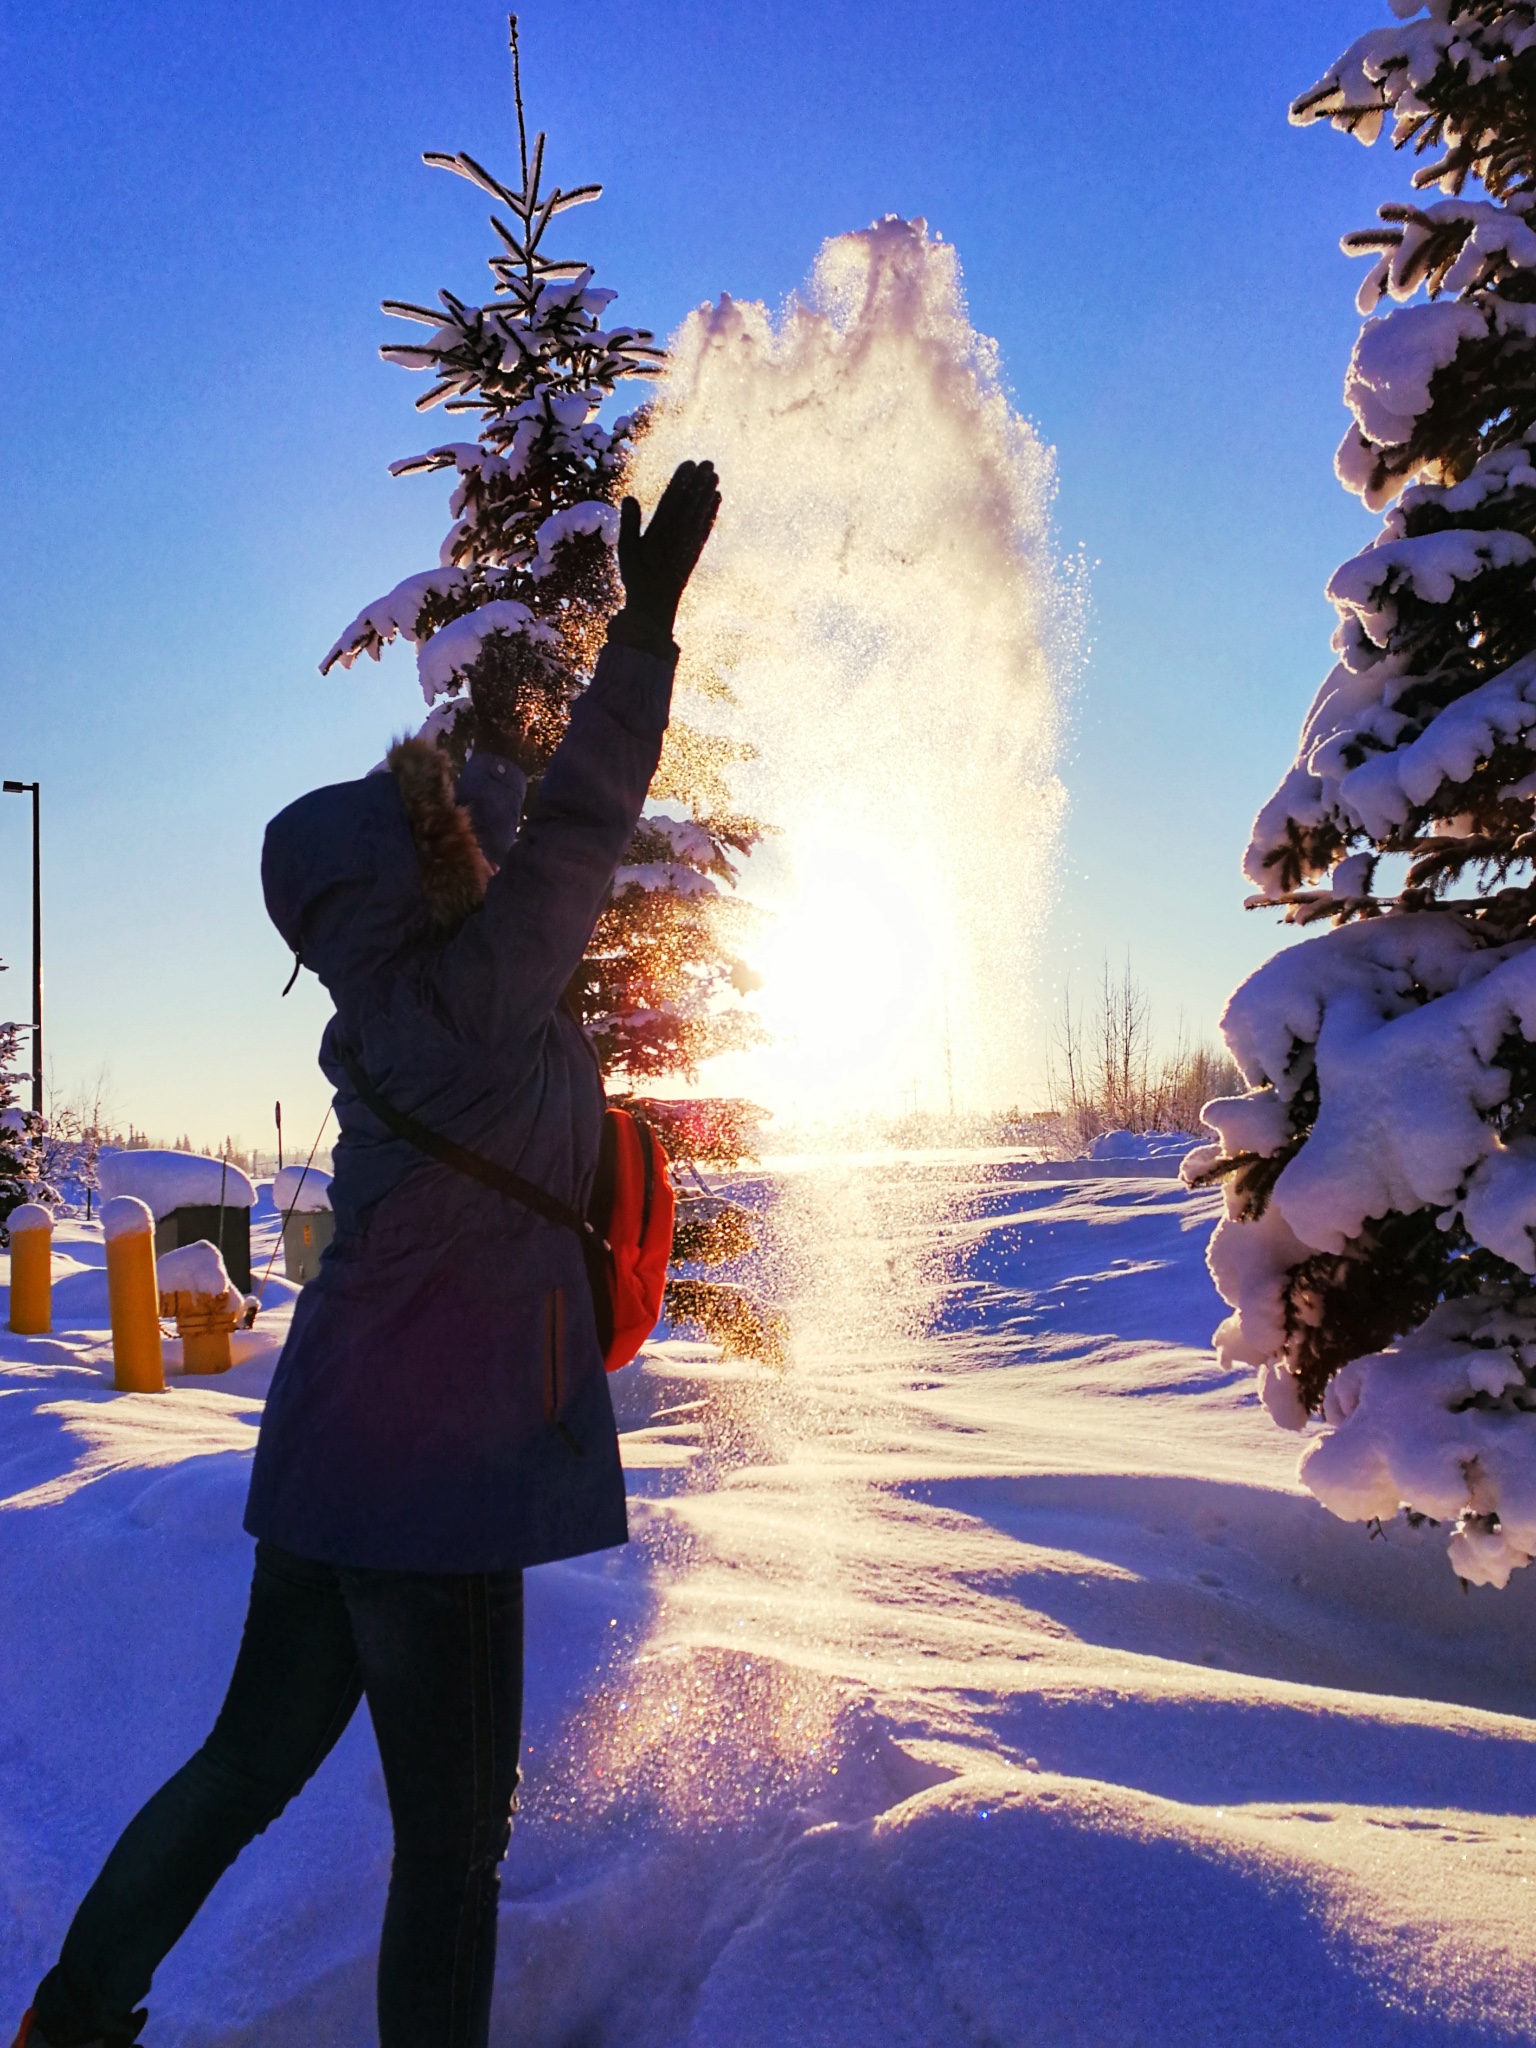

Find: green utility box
<box><xmin>155</xmin><ymin>1205</ymin><xmax>252</xmax><ymax>1293</ymax></box>
<box><xmin>98</xmin><ymin>1152</ymin><xmax>258</xmax><ymax>1294</ymax></box>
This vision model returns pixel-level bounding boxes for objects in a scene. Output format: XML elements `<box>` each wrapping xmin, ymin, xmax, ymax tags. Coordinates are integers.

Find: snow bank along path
<box><xmin>3</xmin><ymin>1160</ymin><xmax>1536</xmax><ymax>2045</ymax></box>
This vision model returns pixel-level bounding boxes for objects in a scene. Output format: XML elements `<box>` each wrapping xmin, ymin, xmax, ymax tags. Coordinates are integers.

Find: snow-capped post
<box><xmin>322</xmin><ymin>17</ymin><xmax>778</xmax><ymax>1362</ymax></box>
<box><xmin>102</xmin><ymin>1196</ymin><xmax>164</xmax><ymax>1393</ymax></box>
<box><xmin>6</xmin><ymin>1201</ymin><xmax>51</xmax><ymax>1335</ymax></box>
<box><xmin>157</xmin><ymin>1241</ymin><xmax>240</xmax><ymax>1375</ymax></box>
<box><xmin>1192</xmin><ymin>1</ymin><xmax>1536</xmax><ymax>1587</ymax></box>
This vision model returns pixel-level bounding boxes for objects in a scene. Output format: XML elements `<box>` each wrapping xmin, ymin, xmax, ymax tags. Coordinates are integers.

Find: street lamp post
<box><xmin>2</xmin><ymin>779</ymin><xmax>42</xmax><ymax>1116</ymax></box>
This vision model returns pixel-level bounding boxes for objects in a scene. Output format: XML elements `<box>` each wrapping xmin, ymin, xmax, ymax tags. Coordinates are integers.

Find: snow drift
<box><xmin>6</xmin><ymin>1166</ymin><xmax>1536</xmax><ymax>2045</ymax></box>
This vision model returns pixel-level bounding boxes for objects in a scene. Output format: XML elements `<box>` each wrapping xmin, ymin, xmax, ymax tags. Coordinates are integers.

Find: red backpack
<box><xmin>341</xmin><ymin>1051</ymin><xmax>673</xmax><ymax>1371</ymax></box>
<box><xmin>587</xmin><ymin>1108</ymin><xmax>676</xmax><ymax>1371</ymax></box>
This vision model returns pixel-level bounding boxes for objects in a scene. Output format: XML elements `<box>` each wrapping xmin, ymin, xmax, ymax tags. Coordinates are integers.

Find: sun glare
<box><xmin>717</xmin><ymin>825</ymin><xmax>951</xmax><ymax>1123</ymax></box>
<box><xmin>633</xmin><ymin>217</ymin><xmax>1067</xmax><ymax>1132</ymax></box>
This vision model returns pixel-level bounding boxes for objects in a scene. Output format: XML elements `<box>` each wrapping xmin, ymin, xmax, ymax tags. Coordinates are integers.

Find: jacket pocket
<box><xmin>543</xmin><ymin>1287</ymin><xmax>565</xmax><ymax>1421</ymax></box>
<box><xmin>543</xmin><ymin>1287</ymin><xmax>585</xmax><ymax>1456</ymax></box>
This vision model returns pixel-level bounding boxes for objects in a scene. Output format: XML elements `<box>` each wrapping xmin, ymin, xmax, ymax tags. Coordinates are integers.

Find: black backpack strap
<box><xmin>637</xmin><ymin>1116</ymin><xmax>658</xmax><ymax>1240</ymax></box>
<box><xmin>339</xmin><ymin>1047</ymin><xmax>603</xmax><ymax>1248</ymax></box>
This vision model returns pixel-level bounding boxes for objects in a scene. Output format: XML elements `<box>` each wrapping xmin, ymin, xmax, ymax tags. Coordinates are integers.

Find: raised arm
<box><xmin>438</xmin><ymin>461</ymin><xmax>719</xmax><ymax>1046</ymax></box>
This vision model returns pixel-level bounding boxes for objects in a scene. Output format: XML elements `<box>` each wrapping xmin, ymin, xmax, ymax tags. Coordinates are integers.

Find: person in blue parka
<box><xmin>15</xmin><ymin>460</ymin><xmax>720</xmax><ymax>2048</ymax></box>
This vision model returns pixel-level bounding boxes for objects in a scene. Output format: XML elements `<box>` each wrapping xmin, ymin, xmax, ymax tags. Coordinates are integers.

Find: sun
<box><xmin>714</xmin><ymin>822</ymin><xmax>953</xmax><ymax>1124</ymax></box>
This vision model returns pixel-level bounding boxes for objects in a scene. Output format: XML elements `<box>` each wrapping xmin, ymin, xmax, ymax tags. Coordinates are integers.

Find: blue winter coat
<box><xmin>244</xmin><ymin>639</ymin><xmax>675</xmax><ymax>1572</ymax></box>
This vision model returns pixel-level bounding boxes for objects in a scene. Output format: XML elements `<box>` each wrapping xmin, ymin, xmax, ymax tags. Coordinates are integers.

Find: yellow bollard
<box><xmin>7</xmin><ymin>1202</ymin><xmax>53</xmax><ymax>1335</ymax></box>
<box><xmin>103</xmin><ymin>1196</ymin><xmax>165</xmax><ymax>1393</ymax></box>
<box><xmin>161</xmin><ymin>1290</ymin><xmax>239</xmax><ymax>1374</ymax></box>
<box><xmin>156</xmin><ymin>1240</ymin><xmax>240</xmax><ymax>1374</ymax></box>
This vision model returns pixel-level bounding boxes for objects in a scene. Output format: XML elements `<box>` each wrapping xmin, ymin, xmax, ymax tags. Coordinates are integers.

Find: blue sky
<box><xmin>0</xmin><ymin>0</ymin><xmax>1421</xmax><ymax>1148</ymax></box>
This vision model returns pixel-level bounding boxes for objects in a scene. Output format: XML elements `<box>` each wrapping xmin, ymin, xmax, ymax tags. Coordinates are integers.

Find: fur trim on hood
<box><xmin>386</xmin><ymin>736</ymin><xmax>492</xmax><ymax>931</ymax></box>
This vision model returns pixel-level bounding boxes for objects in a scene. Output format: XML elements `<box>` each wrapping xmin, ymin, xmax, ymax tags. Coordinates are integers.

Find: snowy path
<box><xmin>4</xmin><ymin>1161</ymin><xmax>1536</xmax><ymax>2044</ymax></box>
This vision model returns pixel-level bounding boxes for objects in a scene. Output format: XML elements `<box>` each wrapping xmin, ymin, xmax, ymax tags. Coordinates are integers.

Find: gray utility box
<box><xmin>155</xmin><ymin>1206</ymin><xmax>252</xmax><ymax>1293</ymax></box>
<box><xmin>283</xmin><ymin>1209</ymin><xmax>336</xmax><ymax>1285</ymax></box>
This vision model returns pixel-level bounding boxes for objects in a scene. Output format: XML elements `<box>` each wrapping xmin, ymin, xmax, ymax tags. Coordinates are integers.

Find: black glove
<box><xmin>607</xmin><ymin>460</ymin><xmax>720</xmax><ymax>657</ymax></box>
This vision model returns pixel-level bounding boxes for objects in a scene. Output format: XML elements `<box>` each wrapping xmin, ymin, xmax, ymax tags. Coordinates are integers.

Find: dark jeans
<box><xmin>33</xmin><ymin>1542</ymin><xmax>524</xmax><ymax>2048</ymax></box>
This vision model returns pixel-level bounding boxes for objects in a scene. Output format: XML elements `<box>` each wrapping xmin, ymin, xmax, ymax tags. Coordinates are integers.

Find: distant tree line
<box><xmin>1047</xmin><ymin>961</ymin><xmax>1240</xmax><ymax>1149</ymax></box>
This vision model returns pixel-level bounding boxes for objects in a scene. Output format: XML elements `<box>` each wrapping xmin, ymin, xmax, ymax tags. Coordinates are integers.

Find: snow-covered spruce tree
<box><xmin>1193</xmin><ymin>0</ymin><xmax>1536</xmax><ymax>1586</ymax></box>
<box><xmin>322</xmin><ymin>24</ymin><xmax>776</xmax><ymax>1360</ymax></box>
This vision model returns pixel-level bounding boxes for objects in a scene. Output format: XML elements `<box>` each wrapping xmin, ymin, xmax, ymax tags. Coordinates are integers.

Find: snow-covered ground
<box><xmin>4</xmin><ymin>1158</ymin><xmax>1536</xmax><ymax>2045</ymax></box>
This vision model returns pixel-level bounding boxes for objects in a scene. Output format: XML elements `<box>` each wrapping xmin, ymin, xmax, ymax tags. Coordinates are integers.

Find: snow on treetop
<box><xmin>1330</xmin><ymin>852</ymin><xmax>1379</xmax><ymax>897</ymax></box>
<box><xmin>1328</xmin><ymin>526</ymin><xmax>1536</xmax><ymax>641</ymax></box>
<box><xmin>378</xmin><ymin>273</ymin><xmax>658</xmax><ymax>429</ymax></box>
<box><xmin>614</xmin><ymin>813</ymin><xmax>750</xmax><ymax>900</ymax></box>
<box><xmin>321</xmin><ymin>568</ymin><xmax>474</xmax><ymax>674</ymax></box>
<box><xmin>1217</xmin><ymin>912</ymin><xmax>1536</xmax><ymax>1263</ymax></box>
<box><xmin>1243</xmin><ymin>433</ymin><xmax>1536</xmax><ymax>892</ymax></box>
<box><xmin>1337</xmin><ymin>298</ymin><xmax>1536</xmax><ymax>507</ymax></box>
<box><xmin>322</xmin><ymin>54</ymin><xmax>658</xmax><ymax>705</ymax></box>
<box><xmin>1291</xmin><ymin>5</ymin><xmax>1536</xmax><ymax>157</ymax></box>
<box><xmin>1199</xmin><ymin>1090</ymin><xmax>1292</xmax><ymax>1161</ymax></box>
<box><xmin>98</xmin><ymin>1150</ymin><xmax>256</xmax><ymax>1218</ymax></box>
<box><xmin>1354</xmin><ymin>196</ymin><xmax>1536</xmax><ymax>315</ymax></box>
<box><xmin>532</xmin><ymin>500</ymin><xmax>618</xmax><ymax>576</ymax></box>
<box><xmin>1221</xmin><ymin>908</ymin><xmax>1485</xmax><ymax>1098</ymax></box>
<box><xmin>1303</xmin><ymin>1292</ymin><xmax>1536</xmax><ymax>1586</ymax></box>
<box><xmin>415</xmin><ymin>601</ymin><xmax>559</xmax><ymax>704</ymax></box>
<box><xmin>534</xmin><ymin>276</ymin><xmax>615</xmax><ymax>318</ymax></box>
<box><xmin>1460</xmin><ymin>1131</ymin><xmax>1536</xmax><ymax>1270</ymax></box>
<box><xmin>612</xmin><ymin>862</ymin><xmax>719</xmax><ymax>901</ymax></box>
<box><xmin>1244</xmin><ymin>637</ymin><xmax>1536</xmax><ymax>893</ymax></box>
<box><xmin>635</xmin><ymin>815</ymin><xmax>720</xmax><ymax>867</ymax></box>
<box><xmin>543</xmin><ymin>392</ymin><xmax>594</xmax><ymax>429</ymax></box>
<box><xmin>388</xmin><ymin>442</ymin><xmax>507</xmax><ymax>482</ymax></box>
<box><xmin>1392</xmin><ymin>432</ymin><xmax>1536</xmax><ymax>523</ymax></box>
<box><xmin>1339</xmin><ymin>300</ymin><xmax>1485</xmax><ymax>490</ymax></box>
<box><xmin>1329</xmin><ymin>652</ymin><xmax>1536</xmax><ymax>840</ymax></box>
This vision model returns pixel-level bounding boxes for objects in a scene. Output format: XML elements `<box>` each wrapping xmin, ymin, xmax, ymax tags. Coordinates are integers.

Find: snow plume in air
<box><xmin>630</xmin><ymin>218</ymin><xmax>1073</xmax><ymax>1125</ymax></box>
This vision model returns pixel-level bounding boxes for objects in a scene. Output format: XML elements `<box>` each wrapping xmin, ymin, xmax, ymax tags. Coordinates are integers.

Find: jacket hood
<box><xmin>262</xmin><ymin>737</ymin><xmax>492</xmax><ymax>993</ymax></box>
